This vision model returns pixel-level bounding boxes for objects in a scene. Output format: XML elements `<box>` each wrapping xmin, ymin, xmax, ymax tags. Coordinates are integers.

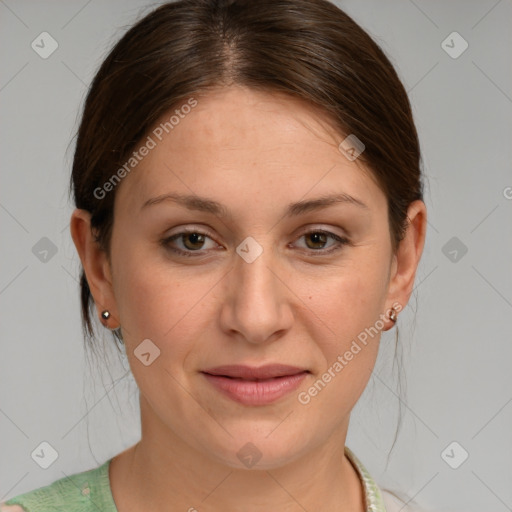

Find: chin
<box><xmin>207</xmin><ymin>432</ymin><xmax>309</xmax><ymax>471</ymax></box>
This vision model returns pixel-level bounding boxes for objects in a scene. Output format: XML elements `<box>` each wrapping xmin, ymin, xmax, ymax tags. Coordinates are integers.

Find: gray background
<box><xmin>1</xmin><ymin>1</ymin><xmax>511</xmax><ymax>510</ymax></box>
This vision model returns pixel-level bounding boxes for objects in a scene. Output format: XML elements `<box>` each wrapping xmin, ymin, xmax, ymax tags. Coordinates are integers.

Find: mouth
<box><xmin>201</xmin><ymin>364</ymin><xmax>310</xmax><ymax>380</ymax></box>
<box><xmin>201</xmin><ymin>364</ymin><xmax>310</xmax><ymax>405</ymax></box>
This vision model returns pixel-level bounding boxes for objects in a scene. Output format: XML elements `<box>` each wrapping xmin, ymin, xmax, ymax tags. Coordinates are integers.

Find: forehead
<box><xmin>115</xmin><ymin>86</ymin><xmax>385</xmax><ymax>216</ymax></box>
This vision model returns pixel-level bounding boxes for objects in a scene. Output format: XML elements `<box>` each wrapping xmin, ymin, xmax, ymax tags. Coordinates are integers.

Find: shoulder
<box><xmin>343</xmin><ymin>446</ymin><xmax>430</xmax><ymax>512</ymax></box>
<box><xmin>0</xmin><ymin>459</ymin><xmax>116</xmax><ymax>512</ymax></box>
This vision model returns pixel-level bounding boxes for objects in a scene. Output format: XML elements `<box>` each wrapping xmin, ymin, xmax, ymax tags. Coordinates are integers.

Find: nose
<box><xmin>218</xmin><ymin>242</ymin><xmax>294</xmax><ymax>345</ymax></box>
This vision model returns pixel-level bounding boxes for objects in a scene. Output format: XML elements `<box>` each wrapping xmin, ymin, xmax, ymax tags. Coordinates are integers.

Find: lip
<box><xmin>201</xmin><ymin>364</ymin><xmax>309</xmax><ymax>406</ymax></box>
<box><xmin>202</xmin><ymin>364</ymin><xmax>308</xmax><ymax>380</ymax></box>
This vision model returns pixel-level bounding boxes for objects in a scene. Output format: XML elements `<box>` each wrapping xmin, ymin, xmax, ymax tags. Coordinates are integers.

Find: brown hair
<box><xmin>69</xmin><ymin>0</ymin><xmax>424</xmax><ymax>486</ymax></box>
<box><xmin>70</xmin><ymin>0</ymin><xmax>423</xmax><ymax>341</ymax></box>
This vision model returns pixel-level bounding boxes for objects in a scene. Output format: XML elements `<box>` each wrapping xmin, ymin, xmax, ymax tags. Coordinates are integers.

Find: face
<box><xmin>75</xmin><ymin>85</ymin><xmax>422</xmax><ymax>470</ymax></box>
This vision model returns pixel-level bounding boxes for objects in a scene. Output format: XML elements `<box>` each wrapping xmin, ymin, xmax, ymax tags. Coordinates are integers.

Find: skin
<box><xmin>68</xmin><ymin>85</ymin><xmax>426</xmax><ymax>512</ymax></box>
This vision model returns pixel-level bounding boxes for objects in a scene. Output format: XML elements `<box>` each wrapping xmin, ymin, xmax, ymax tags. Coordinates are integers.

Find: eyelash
<box><xmin>161</xmin><ymin>228</ymin><xmax>350</xmax><ymax>258</ymax></box>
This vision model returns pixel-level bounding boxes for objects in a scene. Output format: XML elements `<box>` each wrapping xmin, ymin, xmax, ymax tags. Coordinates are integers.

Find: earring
<box><xmin>100</xmin><ymin>309</ymin><xmax>122</xmax><ymax>335</ymax></box>
<box><xmin>389</xmin><ymin>307</ymin><xmax>398</xmax><ymax>323</ymax></box>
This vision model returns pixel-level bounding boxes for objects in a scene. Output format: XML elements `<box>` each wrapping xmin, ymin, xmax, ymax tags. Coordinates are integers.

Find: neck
<box><xmin>109</xmin><ymin>398</ymin><xmax>365</xmax><ymax>512</ymax></box>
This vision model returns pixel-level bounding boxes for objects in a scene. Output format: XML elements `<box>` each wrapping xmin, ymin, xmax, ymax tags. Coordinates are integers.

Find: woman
<box><xmin>2</xmin><ymin>0</ymin><xmax>428</xmax><ymax>510</ymax></box>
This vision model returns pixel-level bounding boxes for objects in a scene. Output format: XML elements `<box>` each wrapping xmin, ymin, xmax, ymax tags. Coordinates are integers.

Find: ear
<box><xmin>69</xmin><ymin>208</ymin><xmax>120</xmax><ymax>329</ymax></box>
<box><xmin>384</xmin><ymin>199</ymin><xmax>427</xmax><ymax>329</ymax></box>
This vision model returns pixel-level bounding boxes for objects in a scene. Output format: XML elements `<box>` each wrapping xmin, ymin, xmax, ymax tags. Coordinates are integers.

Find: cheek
<box><xmin>308</xmin><ymin>274</ymin><xmax>385</xmax><ymax>396</ymax></box>
<box><xmin>112</xmin><ymin>247</ymin><xmax>218</xmax><ymax>352</ymax></box>
<box><xmin>305</xmin><ymin>261</ymin><xmax>387</xmax><ymax>347</ymax></box>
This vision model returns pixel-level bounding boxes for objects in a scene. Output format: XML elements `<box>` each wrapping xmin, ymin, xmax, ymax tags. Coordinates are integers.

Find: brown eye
<box><xmin>294</xmin><ymin>230</ymin><xmax>350</xmax><ymax>255</ymax></box>
<box><xmin>180</xmin><ymin>232</ymin><xmax>206</xmax><ymax>250</ymax></box>
<box><xmin>162</xmin><ymin>230</ymin><xmax>218</xmax><ymax>257</ymax></box>
<box><xmin>304</xmin><ymin>232</ymin><xmax>329</xmax><ymax>250</ymax></box>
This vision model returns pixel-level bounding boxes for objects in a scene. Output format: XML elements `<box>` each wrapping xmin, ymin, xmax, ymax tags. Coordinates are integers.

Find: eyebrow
<box><xmin>141</xmin><ymin>191</ymin><xmax>369</xmax><ymax>218</ymax></box>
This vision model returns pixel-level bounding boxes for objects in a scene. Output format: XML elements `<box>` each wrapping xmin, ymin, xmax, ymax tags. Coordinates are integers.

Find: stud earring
<box><xmin>389</xmin><ymin>307</ymin><xmax>398</xmax><ymax>323</ymax></box>
<box><xmin>100</xmin><ymin>310</ymin><xmax>123</xmax><ymax>343</ymax></box>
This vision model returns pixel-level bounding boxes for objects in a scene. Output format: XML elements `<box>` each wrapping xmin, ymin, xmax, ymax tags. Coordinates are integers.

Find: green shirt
<box><xmin>2</xmin><ymin>446</ymin><xmax>390</xmax><ymax>511</ymax></box>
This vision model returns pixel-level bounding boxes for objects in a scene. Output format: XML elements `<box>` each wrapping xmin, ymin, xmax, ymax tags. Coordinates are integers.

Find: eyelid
<box><xmin>160</xmin><ymin>226</ymin><xmax>223</xmax><ymax>259</ymax></box>
<box><xmin>291</xmin><ymin>227</ymin><xmax>350</xmax><ymax>253</ymax></box>
<box><xmin>294</xmin><ymin>224</ymin><xmax>348</xmax><ymax>238</ymax></box>
<box><xmin>164</xmin><ymin>226</ymin><xmax>220</xmax><ymax>247</ymax></box>
<box><xmin>162</xmin><ymin>224</ymin><xmax>350</xmax><ymax>258</ymax></box>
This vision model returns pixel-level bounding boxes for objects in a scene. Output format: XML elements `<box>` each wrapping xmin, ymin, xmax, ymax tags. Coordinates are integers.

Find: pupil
<box><xmin>308</xmin><ymin>232</ymin><xmax>326</xmax><ymax>249</ymax></box>
<box><xmin>185</xmin><ymin>233</ymin><xmax>204</xmax><ymax>249</ymax></box>
<box><xmin>181</xmin><ymin>232</ymin><xmax>328</xmax><ymax>251</ymax></box>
